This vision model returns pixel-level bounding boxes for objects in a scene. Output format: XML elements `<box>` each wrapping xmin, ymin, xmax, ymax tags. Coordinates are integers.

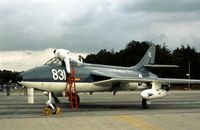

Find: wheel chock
<box><xmin>55</xmin><ymin>107</ymin><xmax>61</xmax><ymax>115</ymax></box>
<box><xmin>43</xmin><ymin>107</ymin><xmax>52</xmax><ymax>116</ymax></box>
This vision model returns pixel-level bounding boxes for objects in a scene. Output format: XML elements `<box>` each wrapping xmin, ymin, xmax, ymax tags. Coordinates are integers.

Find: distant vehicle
<box><xmin>17</xmin><ymin>45</ymin><xmax>200</xmax><ymax>114</ymax></box>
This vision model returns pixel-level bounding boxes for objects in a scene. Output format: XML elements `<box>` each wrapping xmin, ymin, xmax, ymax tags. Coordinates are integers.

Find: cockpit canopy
<box><xmin>44</xmin><ymin>57</ymin><xmax>83</xmax><ymax>67</ymax></box>
<box><xmin>44</xmin><ymin>57</ymin><xmax>63</xmax><ymax>65</ymax></box>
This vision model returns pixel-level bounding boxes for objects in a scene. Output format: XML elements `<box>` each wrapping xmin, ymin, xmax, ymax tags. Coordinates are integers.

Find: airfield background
<box><xmin>1</xmin><ymin>40</ymin><xmax>200</xmax><ymax>90</ymax></box>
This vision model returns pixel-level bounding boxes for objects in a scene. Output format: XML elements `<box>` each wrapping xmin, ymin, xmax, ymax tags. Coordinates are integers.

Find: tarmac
<box><xmin>0</xmin><ymin>90</ymin><xmax>200</xmax><ymax>130</ymax></box>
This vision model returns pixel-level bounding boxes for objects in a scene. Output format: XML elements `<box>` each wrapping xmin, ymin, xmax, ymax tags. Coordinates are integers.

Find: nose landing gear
<box><xmin>43</xmin><ymin>105</ymin><xmax>61</xmax><ymax>116</ymax></box>
<box><xmin>43</xmin><ymin>92</ymin><xmax>61</xmax><ymax>116</ymax></box>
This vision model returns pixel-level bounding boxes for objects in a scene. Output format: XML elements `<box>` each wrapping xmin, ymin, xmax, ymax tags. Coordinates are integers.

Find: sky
<box><xmin>0</xmin><ymin>0</ymin><xmax>200</xmax><ymax>71</ymax></box>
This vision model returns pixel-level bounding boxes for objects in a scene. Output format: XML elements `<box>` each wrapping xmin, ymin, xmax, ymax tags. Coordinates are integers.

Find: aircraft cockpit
<box><xmin>44</xmin><ymin>57</ymin><xmax>83</xmax><ymax>67</ymax></box>
<box><xmin>44</xmin><ymin>57</ymin><xmax>63</xmax><ymax>66</ymax></box>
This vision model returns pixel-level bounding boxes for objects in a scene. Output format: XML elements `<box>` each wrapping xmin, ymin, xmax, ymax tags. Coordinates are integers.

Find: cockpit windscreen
<box><xmin>44</xmin><ymin>57</ymin><xmax>63</xmax><ymax>65</ymax></box>
<box><xmin>44</xmin><ymin>57</ymin><xmax>83</xmax><ymax>67</ymax></box>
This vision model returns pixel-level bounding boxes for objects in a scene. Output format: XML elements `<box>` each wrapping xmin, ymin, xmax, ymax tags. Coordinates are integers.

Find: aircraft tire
<box><xmin>43</xmin><ymin>107</ymin><xmax>52</xmax><ymax>116</ymax></box>
<box><xmin>77</xmin><ymin>94</ymin><xmax>80</xmax><ymax>106</ymax></box>
<box><xmin>142</xmin><ymin>98</ymin><xmax>151</xmax><ymax>109</ymax></box>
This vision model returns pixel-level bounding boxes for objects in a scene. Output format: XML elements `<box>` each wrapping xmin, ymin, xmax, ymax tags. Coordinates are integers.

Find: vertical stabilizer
<box><xmin>134</xmin><ymin>45</ymin><xmax>156</xmax><ymax>69</ymax></box>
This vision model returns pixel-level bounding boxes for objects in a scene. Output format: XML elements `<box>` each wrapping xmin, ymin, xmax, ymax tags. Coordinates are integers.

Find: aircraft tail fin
<box><xmin>134</xmin><ymin>45</ymin><xmax>156</xmax><ymax>69</ymax></box>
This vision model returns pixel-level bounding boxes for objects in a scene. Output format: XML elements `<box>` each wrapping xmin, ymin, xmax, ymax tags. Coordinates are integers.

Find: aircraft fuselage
<box><xmin>18</xmin><ymin>59</ymin><xmax>156</xmax><ymax>93</ymax></box>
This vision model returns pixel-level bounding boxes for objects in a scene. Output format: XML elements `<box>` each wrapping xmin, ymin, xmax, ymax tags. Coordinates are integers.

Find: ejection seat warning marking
<box><xmin>52</xmin><ymin>69</ymin><xmax>66</xmax><ymax>80</ymax></box>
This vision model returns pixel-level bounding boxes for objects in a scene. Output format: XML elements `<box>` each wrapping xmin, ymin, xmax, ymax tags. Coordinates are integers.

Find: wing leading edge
<box><xmin>93</xmin><ymin>77</ymin><xmax>200</xmax><ymax>87</ymax></box>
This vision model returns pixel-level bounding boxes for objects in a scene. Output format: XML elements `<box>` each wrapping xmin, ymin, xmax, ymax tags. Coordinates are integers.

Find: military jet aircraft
<box><xmin>18</xmin><ymin>45</ymin><xmax>200</xmax><ymax>114</ymax></box>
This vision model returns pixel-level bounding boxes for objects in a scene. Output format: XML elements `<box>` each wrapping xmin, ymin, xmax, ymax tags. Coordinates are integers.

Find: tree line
<box><xmin>84</xmin><ymin>40</ymin><xmax>200</xmax><ymax>79</ymax></box>
<box><xmin>1</xmin><ymin>40</ymin><xmax>200</xmax><ymax>85</ymax></box>
<box><xmin>0</xmin><ymin>70</ymin><xmax>19</xmax><ymax>84</ymax></box>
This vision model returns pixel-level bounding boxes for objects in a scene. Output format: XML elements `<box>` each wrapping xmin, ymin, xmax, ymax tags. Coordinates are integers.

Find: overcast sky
<box><xmin>0</xmin><ymin>0</ymin><xmax>200</xmax><ymax>71</ymax></box>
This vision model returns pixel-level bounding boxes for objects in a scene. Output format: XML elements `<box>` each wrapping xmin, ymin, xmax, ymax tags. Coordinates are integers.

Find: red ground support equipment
<box><xmin>65</xmin><ymin>66</ymin><xmax>78</xmax><ymax>111</ymax></box>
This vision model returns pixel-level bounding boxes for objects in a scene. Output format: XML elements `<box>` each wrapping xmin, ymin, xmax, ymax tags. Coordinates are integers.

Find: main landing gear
<box><xmin>142</xmin><ymin>98</ymin><xmax>151</xmax><ymax>109</ymax></box>
<box><xmin>43</xmin><ymin>92</ymin><xmax>61</xmax><ymax>116</ymax></box>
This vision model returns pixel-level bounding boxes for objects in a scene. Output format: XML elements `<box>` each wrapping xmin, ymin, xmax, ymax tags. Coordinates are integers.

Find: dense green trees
<box><xmin>84</xmin><ymin>40</ymin><xmax>200</xmax><ymax>79</ymax></box>
<box><xmin>0</xmin><ymin>70</ymin><xmax>19</xmax><ymax>84</ymax></box>
<box><xmin>172</xmin><ymin>45</ymin><xmax>200</xmax><ymax>79</ymax></box>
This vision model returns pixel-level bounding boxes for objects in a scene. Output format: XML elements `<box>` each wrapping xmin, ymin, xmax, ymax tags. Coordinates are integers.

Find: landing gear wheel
<box><xmin>43</xmin><ymin>104</ymin><xmax>61</xmax><ymax>116</ymax></box>
<box><xmin>43</xmin><ymin>107</ymin><xmax>52</xmax><ymax>116</ymax></box>
<box><xmin>43</xmin><ymin>92</ymin><xmax>61</xmax><ymax>116</ymax></box>
<box><xmin>76</xmin><ymin>94</ymin><xmax>80</xmax><ymax>106</ymax></box>
<box><xmin>142</xmin><ymin>98</ymin><xmax>151</xmax><ymax>109</ymax></box>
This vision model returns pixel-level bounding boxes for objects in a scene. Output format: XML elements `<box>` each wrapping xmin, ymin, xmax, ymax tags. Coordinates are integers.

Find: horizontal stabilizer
<box><xmin>144</xmin><ymin>64</ymin><xmax>179</xmax><ymax>68</ymax></box>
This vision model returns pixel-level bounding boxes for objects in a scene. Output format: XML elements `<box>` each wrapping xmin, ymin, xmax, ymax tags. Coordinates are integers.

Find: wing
<box><xmin>90</xmin><ymin>70</ymin><xmax>117</xmax><ymax>82</ymax></box>
<box><xmin>93</xmin><ymin>77</ymin><xmax>200</xmax><ymax>87</ymax></box>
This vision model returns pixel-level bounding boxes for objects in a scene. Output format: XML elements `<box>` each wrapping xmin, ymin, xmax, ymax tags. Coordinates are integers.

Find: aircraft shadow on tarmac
<box><xmin>0</xmin><ymin>101</ymin><xmax>200</xmax><ymax>119</ymax></box>
<box><xmin>0</xmin><ymin>95</ymin><xmax>200</xmax><ymax>119</ymax></box>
